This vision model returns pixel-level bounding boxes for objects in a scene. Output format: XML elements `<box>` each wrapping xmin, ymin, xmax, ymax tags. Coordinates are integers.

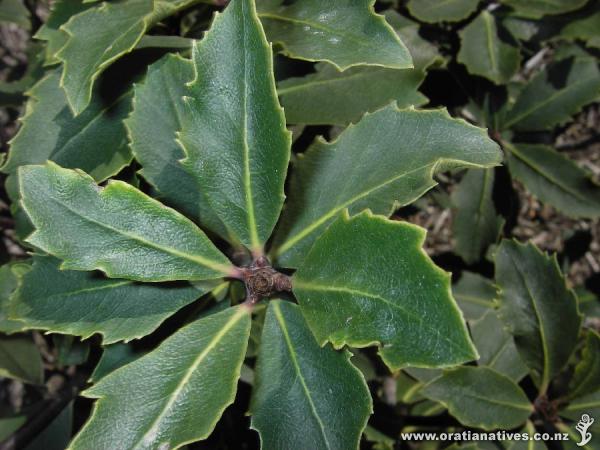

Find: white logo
<box><xmin>575</xmin><ymin>414</ymin><xmax>594</xmax><ymax>447</ymax></box>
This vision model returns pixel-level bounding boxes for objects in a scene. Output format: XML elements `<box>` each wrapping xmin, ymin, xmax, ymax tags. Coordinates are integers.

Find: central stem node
<box><xmin>239</xmin><ymin>256</ymin><xmax>292</xmax><ymax>304</ymax></box>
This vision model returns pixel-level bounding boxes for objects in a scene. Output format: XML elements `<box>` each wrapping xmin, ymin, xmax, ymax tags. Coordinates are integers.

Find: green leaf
<box><xmin>270</xmin><ymin>104</ymin><xmax>502</xmax><ymax>268</ymax></box>
<box><xmin>179</xmin><ymin>0</ymin><xmax>290</xmax><ymax>253</ymax></box>
<box><xmin>250</xmin><ymin>301</ymin><xmax>372</xmax><ymax>450</ymax></box>
<box><xmin>422</xmin><ymin>366</ymin><xmax>532</xmax><ymax>431</ymax></box>
<box><xmin>452</xmin><ymin>169</ymin><xmax>504</xmax><ymax>264</ymax></box>
<box><xmin>576</xmin><ymin>288</ymin><xmax>600</xmax><ymax>318</ymax></box>
<box><xmin>569</xmin><ymin>331</ymin><xmax>600</xmax><ymax>400</ymax></box>
<box><xmin>90</xmin><ymin>343</ymin><xmax>146</xmax><ymax>382</ymax></box>
<box><xmin>10</xmin><ymin>255</ymin><xmax>208</xmax><ymax>344</ymax></box>
<box><xmin>505</xmin><ymin>143</ymin><xmax>600</xmax><ymax>219</ymax></box>
<box><xmin>556</xmin><ymin>421</ymin><xmax>595</xmax><ymax>450</ymax></box>
<box><xmin>505</xmin><ymin>421</ymin><xmax>548</xmax><ymax>450</ymax></box>
<box><xmin>1</xmin><ymin>70</ymin><xmax>132</xmax><ymax>182</ymax></box>
<box><xmin>257</xmin><ymin>0</ymin><xmax>412</xmax><ymax>70</ymax></box>
<box><xmin>452</xmin><ymin>271</ymin><xmax>496</xmax><ymax>321</ymax></box>
<box><xmin>56</xmin><ymin>0</ymin><xmax>154</xmax><ymax>114</ymax></box>
<box><xmin>407</xmin><ymin>0</ymin><xmax>479</xmax><ymax>24</ymax></box>
<box><xmin>471</xmin><ymin>310</ymin><xmax>529</xmax><ymax>382</ymax></box>
<box><xmin>70</xmin><ymin>306</ymin><xmax>251</xmax><ymax>450</ymax></box>
<box><xmin>26</xmin><ymin>402</ymin><xmax>73</xmax><ymax>450</ymax></box>
<box><xmin>494</xmin><ymin>240</ymin><xmax>581</xmax><ymax>393</ymax></box>
<box><xmin>501</xmin><ymin>0</ymin><xmax>587</xmax><ymax>19</ymax></box>
<box><xmin>501</xmin><ymin>57</ymin><xmax>600</xmax><ymax>131</ymax></box>
<box><xmin>126</xmin><ymin>54</ymin><xmax>227</xmax><ymax>238</ymax></box>
<box><xmin>293</xmin><ymin>211</ymin><xmax>478</xmax><ymax>371</ymax></box>
<box><xmin>19</xmin><ymin>163</ymin><xmax>234</xmax><ymax>282</ymax></box>
<box><xmin>0</xmin><ymin>334</ymin><xmax>43</xmax><ymax>384</ymax></box>
<box><xmin>278</xmin><ymin>63</ymin><xmax>427</xmax><ymax>126</ymax></box>
<box><xmin>34</xmin><ymin>0</ymin><xmax>92</xmax><ymax>65</ymax></box>
<box><xmin>56</xmin><ymin>0</ymin><xmax>197</xmax><ymax>114</ymax></box>
<box><xmin>0</xmin><ymin>416</ymin><xmax>27</xmax><ymax>441</ymax></box>
<box><xmin>0</xmin><ymin>0</ymin><xmax>29</xmax><ymax>28</ymax></box>
<box><xmin>560</xmin><ymin>391</ymin><xmax>600</xmax><ymax>424</ymax></box>
<box><xmin>457</xmin><ymin>11</ymin><xmax>521</xmax><ymax>85</ymax></box>
<box><xmin>0</xmin><ymin>263</ymin><xmax>26</xmax><ymax>333</ymax></box>
<box><xmin>560</xmin><ymin>10</ymin><xmax>600</xmax><ymax>49</ymax></box>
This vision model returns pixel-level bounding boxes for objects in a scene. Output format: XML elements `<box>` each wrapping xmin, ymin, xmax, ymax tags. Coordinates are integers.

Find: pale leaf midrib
<box><xmin>451</xmin><ymin>387</ymin><xmax>531</xmax><ymax>411</ymax></box>
<box><xmin>241</xmin><ymin>0</ymin><xmax>260</xmax><ymax>250</ymax></box>
<box><xmin>293</xmin><ymin>281</ymin><xmax>467</xmax><ymax>355</ymax></box>
<box><xmin>277</xmin><ymin>69</ymin><xmax>386</xmax><ymax>96</ymax></box>
<box><xmin>42</xmin><ymin>194</ymin><xmax>229</xmax><ymax>274</ymax></box>
<box><xmin>28</xmin><ymin>280</ymin><xmax>133</xmax><ymax>303</ymax></box>
<box><xmin>132</xmin><ymin>308</ymin><xmax>247</xmax><ymax>449</ymax></box>
<box><xmin>275</xmin><ymin>162</ymin><xmax>436</xmax><ymax>256</ymax></box>
<box><xmin>509</xmin><ymin>145</ymin><xmax>596</xmax><ymax>204</ymax></box>
<box><xmin>273</xmin><ymin>304</ymin><xmax>332</xmax><ymax>450</ymax></box>
<box><xmin>504</xmin><ymin>73</ymin><xmax>596</xmax><ymax>128</ymax></box>
<box><xmin>50</xmin><ymin>90</ymin><xmax>130</xmax><ymax>163</ymax></box>
<box><xmin>507</xmin><ymin>252</ymin><xmax>551</xmax><ymax>391</ymax></box>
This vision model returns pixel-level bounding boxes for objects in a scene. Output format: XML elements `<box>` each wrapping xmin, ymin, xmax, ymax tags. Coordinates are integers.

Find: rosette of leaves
<box><xmin>0</xmin><ymin>0</ymin><xmax>511</xmax><ymax>447</ymax></box>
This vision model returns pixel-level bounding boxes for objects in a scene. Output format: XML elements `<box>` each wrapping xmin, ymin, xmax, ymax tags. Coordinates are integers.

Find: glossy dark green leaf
<box><xmin>126</xmin><ymin>54</ymin><xmax>227</xmax><ymax>238</ymax></box>
<box><xmin>10</xmin><ymin>255</ymin><xmax>208</xmax><ymax>344</ymax></box>
<box><xmin>560</xmin><ymin>10</ymin><xmax>600</xmax><ymax>49</ymax></box>
<box><xmin>569</xmin><ymin>331</ymin><xmax>600</xmax><ymax>400</ymax></box>
<box><xmin>501</xmin><ymin>57</ymin><xmax>600</xmax><ymax>131</ymax></box>
<box><xmin>90</xmin><ymin>343</ymin><xmax>146</xmax><ymax>382</ymax></box>
<box><xmin>501</xmin><ymin>0</ymin><xmax>587</xmax><ymax>19</ymax></box>
<box><xmin>270</xmin><ymin>104</ymin><xmax>502</xmax><ymax>268</ymax></box>
<box><xmin>452</xmin><ymin>169</ymin><xmax>504</xmax><ymax>264</ymax></box>
<box><xmin>471</xmin><ymin>310</ymin><xmax>528</xmax><ymax>382</ymax></box>
<box><xmin>452</xmin><ymin>271</ymin><xmax>496</xmax><ymax>321</ymax></box>
<box><xmin>70</xmin><ymin>306</ymin><xmax>251</xmax><ymax>450</ymax></box>
<box><xmin>0</xmin><ymin>263</ymin><xmax>26</xmax><ymax>333</ymax></box>
<box><xmin>422</xmin><ymin>366</ymin><xmax>532</xmax><ymax>430</ymax></box>
<box><xmin>19</xmin><ymin>163</ymin><xmax>234</xmax><ymax>282</ymax></box>
<box><xmin>257</xmin><ymin>0</ymin><xmax>412</xmax><ymax>70</ymax></box>
<box><xmin>1</xmin><ymin>70</ymin><xmax>132</xmax><ymax>182</ymax></box>
<box><xmin>505</xmin><ymin>143</ymin><xmax>600</xmax><ymax>219</ymax></box>
<box><xmin>278</xmin><ymin>63</ymin><xmax>427</xmax><ymax>126</ymax></box>
<box><xmin>250</xmin><ymin>301</ymin><xmax>371</xmax><ymax>450</ymax></box>
<box><xmin>0</xmin><ymin>334</ymin><xmax>43</xmax><ymax>384</ymax></box>
<box><xmin>293</xmin><ymin>211</ymin><xmax>478</xmax><ymax>371</ymax></box>
<box><xmin>495</xmin><ymin>240</ymin><xmax>581</xmax><ymax>393</ymax></box>
<box><xmin>179</xmin><ymin>0</ymin><xmax>290</xmax><ymax>253</ymax></box>
<box><xmin>458</xmin><ymin>11</ymin><xmax>520</xmax><ymax>85</ymax></box>
<box><xmin>407</xmin><ymin>0</ymin><xmax>479</xmax><ymax>24</ymax></box>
